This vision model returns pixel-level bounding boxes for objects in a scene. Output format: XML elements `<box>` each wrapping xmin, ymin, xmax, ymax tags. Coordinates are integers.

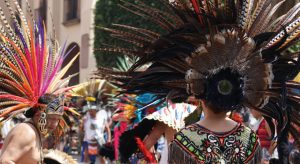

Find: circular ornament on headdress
<box><xmin>41</xmin><ymin>112</ymin><xmax>47</xmax><ymax>119</ymax></box>
<box><xmin>185</xmin><ymin>30</ymin><xmax>271</xmax><ymax>111</ymax></box>
<box><xmin>205</xmin><ymin>68</ymin><xmax>244</xmax><ymax>110</ymax></box>
<box><xmin>218</xmin><ymin>80</ymin><xmax>233</xmax><ymax>95</ymax></box>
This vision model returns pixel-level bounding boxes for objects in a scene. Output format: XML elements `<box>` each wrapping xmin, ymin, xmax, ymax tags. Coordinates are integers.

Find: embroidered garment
<box><xmin>118</xmin><ymin>102</ymin><xmax>196</xmax><ymax>162</ymax></box>
<box><xmin>169</xmin><ymin>123</ymin><xmax>261</xmax><ymax>164</ymax></box>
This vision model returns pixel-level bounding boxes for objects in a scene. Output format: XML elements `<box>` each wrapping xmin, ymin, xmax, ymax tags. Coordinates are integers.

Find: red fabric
<box><xmin>114</xmin><ymin>121</ymin><xmax>127</xmax><ymax>160</ymax></box>
<box><xmin>135</xmin><ymin>137</ymin><xmax>157</xmax><ymax>163</ymax></box>
<box><xmin>257</xmin><ymin>119</ymin><xmax>271</xmax><ymax>149</ymax></box>
<box><xmin>231</xmin><ymin>112</ymin><xmax>243</xmax><ymax>123</ymax></box>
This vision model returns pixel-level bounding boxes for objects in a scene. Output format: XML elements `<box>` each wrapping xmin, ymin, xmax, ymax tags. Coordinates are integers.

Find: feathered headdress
<box><xmin>0</xmin><ymin>1</ymin><xmax>78</xmax><ymax>121</ymax></box>
<box><xmin>96</xmin><ymin>0</ymin><xmax>300</xmax><ymax>161</ymax></box>
<box><xmin>118</xmin><ymin>102</ymin><xmax>196</xmax><ymax>162</ymax></box>
<box><xmin>69</xmin><ymin>78</ymin><xmax>115</xmax><ymax>112</ymax></box>
<box><xmin>43</xmin><ymin>149</ymin><xmax>77</xmax><ymax>164</ymax></box>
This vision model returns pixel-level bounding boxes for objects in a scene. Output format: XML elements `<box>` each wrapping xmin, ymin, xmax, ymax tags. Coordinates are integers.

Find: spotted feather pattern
<box><xmin>95</xmin><ymin>0</ymin><xmax>300</xmax><ymax>156</ymax></box>
<box><xmin>0</xmin><ymin>1</ymin><xmax>78</xmax><ymax>121</ymax></box>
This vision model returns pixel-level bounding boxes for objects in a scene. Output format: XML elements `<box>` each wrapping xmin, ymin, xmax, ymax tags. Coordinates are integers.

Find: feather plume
<box><xmin>0</xmin><ymin>1</ymin><xmax>78</xmax><ymax>122</ymax></box>
<box><xmin>94</xmin><ymin>0</ymin><xmax>300</xmax><ymax>159</ymax></box>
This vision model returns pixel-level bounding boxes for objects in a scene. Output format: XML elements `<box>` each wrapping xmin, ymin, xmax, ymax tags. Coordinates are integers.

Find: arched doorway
<box><xmin>62</xmin><ymin>42</ymin><xmax>80</xmax><ymax>86</ymax></box>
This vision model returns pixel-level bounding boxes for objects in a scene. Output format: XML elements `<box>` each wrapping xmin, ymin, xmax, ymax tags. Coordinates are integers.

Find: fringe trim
<box><xmin>247</xmin><ymin>143</ymin><xmax>262</xmax><ymax>164</ymax></box>
<box><xmin>168</xmin><ymin>141</ymin><xmax>262</xmax><ymax>163</ymax></box>
<box><xmin>168</xmin><ymin>141</ymin><xmax>199</xmax><ymax>164</ymax></box>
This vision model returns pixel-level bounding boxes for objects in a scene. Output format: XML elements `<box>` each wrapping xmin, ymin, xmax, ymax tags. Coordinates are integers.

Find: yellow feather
<box><xmin>294</xmin><ymin>72</ymin><xmax>300</xmax><ymax>82</ymax></box>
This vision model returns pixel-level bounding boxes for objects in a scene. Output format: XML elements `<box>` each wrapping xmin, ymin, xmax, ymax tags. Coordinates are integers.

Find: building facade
<box><xmin>25</xmin><ymin>0</ymin><xmax>97</xmax><ymax>85</ymax></box>
<box><xmin>3</xmin><ymin>0</ymin><xmax>300</xmax><ymax>85</ymax></box>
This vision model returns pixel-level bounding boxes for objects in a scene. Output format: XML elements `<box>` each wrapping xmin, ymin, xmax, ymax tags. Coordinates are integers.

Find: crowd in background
<box><xmin>1</xmin><ymin>94</ymin><xmax>299</xmax><ymax>164</ymax></box>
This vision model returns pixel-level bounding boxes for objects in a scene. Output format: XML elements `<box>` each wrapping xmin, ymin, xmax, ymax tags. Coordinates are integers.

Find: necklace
<box><xmin>26</xmin><ymin>121</ymin><xmax>44</xmax><ymax>164</ymax></box>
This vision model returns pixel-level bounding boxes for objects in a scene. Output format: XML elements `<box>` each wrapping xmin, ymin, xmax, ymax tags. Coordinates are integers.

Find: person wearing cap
<box><xmin>82</xmin><ymin>102</ymin><xmax>111</xmax><ymax>164</ymax></box>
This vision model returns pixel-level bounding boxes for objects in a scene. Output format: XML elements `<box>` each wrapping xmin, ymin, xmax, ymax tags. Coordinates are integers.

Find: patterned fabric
<box><xmin>171</xmin><ymin>123</ymin><xmax>259</xmax><ymax>163</ymax></box>
<box><xmin>144</xmin><ymin>102</ymin><xmax>197</xmax><ymax>131</ymax></box>
<box><xmin>45</xmin><ymin>96</ymin><xmax>64</xmax><ymax>115</ymax></box>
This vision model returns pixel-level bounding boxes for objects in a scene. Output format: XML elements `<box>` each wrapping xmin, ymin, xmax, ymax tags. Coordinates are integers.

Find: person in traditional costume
<box><xmin>70</xmin><ymin>79</ymin><xmax>112</xmax><ymax>164</ymax></box>
<box><xmin>0</xmin><ymin>1</ymin><xmax>78</xmax><ymax>163</ymax></box>
<box><xmin>95</xmin><ymin>0</ymin><xmax>300</xmax><ymax>163</ymax></box>
<box><xmin>110</xmin><ymin>92</ymin><xmax>167</xmax><ymax>163</ymax></box>
<box><xmin>118</xmin><ymin>101</ymin><xmax>197</xmax><ymax>163</ymax></box>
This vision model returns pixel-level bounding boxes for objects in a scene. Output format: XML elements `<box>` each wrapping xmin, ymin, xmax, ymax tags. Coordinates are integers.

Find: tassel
<box><xmin>135</xmin><ymin>137</ymin><xmax>157</xmax><ymax>164</ymax></box>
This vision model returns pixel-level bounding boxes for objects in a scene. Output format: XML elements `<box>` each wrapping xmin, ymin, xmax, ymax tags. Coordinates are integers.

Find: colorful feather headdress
<box><xmin>96</xmin><ymin>0</ymin><xmax>300</xmax><ymax>161</ymax></box>
<box><xmin>0</xmin><ymin>0</ymin><xmax>78</xmax><ymax>121</ymax></box>
<box><xmin>68</xmin><ymin>78</ymin><xmax>116</xmax><ymax>112</ymax></box>
<box><xmin>118</xmin><ymin>102</ymin><xmax>196</xmax><ymax>162</ymax></box>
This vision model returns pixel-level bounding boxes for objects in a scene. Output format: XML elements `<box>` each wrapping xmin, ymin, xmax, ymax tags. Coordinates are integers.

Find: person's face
<box><xmin>46</xmin><ymin>114</ymin><xmax>62</xmax><ymax>132</ymax></box>
<box><xmin>88</xmin><ymin>109</ymin><xmax>97</xmax><ymax>118</ymax></box>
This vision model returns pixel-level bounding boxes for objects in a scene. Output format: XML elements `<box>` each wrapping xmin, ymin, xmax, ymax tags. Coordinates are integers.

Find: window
<box><xmin>63</xmin><ymin>0</ymin><xmax>80</xmax><ymax>25</ymax></box>
<box><xmin>17</xmin><ymin>0</ymin><xmax>22</xmax><ymax>7</ymax></box>
<box><xmin>39</xmin><ymin>0</ymin><xmax>47</xmax><ymax>22</ymax></box>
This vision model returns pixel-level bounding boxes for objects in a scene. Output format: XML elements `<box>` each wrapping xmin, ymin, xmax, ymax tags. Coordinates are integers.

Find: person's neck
<box><xmin>30</xmin><ymin>117</ymin><xmax>38</xmax><ymax>126</ymax></box>
<box><xmin>203</xmin><ymin>109</ymin><xmax>227</xmax><ymax>121</ymax></box>
<box><xmin>29</xmin><ymin>118</ymin><xmax>45</xmax><ymax>140</ymax></box>
<box><xmin>198</xmin><ymin>109</ymin><xmax>237</xmax><ymax>132</ymax></box>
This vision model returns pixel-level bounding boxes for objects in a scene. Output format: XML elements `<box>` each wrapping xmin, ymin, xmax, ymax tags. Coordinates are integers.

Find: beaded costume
<box><xmin>169</xmin><ymin>123</ymin><xmax>260</xmax><ymax>163</ymax></box>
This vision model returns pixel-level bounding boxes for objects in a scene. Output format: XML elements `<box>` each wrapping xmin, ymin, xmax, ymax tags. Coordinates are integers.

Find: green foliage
<box><xmin>288</xmin><ymin>41</ymin><xmax>300</xmax><ymax>53</ymax></box>
<box><xmin>94</xmin><ymin>0</ymin><xmax>167</xmax><ymax>68</ymax></box>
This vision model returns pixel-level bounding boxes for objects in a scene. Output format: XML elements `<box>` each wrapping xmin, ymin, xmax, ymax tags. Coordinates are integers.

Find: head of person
<box><xmin>24</xmin><ymin>94</ymin><xmax>64</xmax><ymax>136</ymax></box>
<box><xmin>186</xmin><ymin>68</ymin><xmax>244</xmax><ymax>117</ymax></box>
<box><xmin>201</xmin><ymin>100</ymin><xmax>227</xmax><ymax>115</ymax></box>
<box><xmin>85</xmin><ymin>96</ymin><xmax>99</xmax><ymax>118</ymax></box>
<box><xmin>88</xmin><ymin>105</ymin><xmax>99</xmax><ymax>118</ymax></box>
<box><xmin>289</xmin><ymin>149</ymin><xmax>300</xmax><ymax>164</ymax></box>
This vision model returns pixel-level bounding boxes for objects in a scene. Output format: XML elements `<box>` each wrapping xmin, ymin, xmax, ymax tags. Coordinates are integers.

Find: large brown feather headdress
<box><xmin>96</xmin><ymin>0</ymin><xmax>300</xmax><ymax>161</ymax></box>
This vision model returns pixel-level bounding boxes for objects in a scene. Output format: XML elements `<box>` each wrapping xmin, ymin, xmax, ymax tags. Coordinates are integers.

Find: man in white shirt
<box><xmin>81</xmin><ymin>105</ymin><xmax>111</xmax><ymax>164</ymax></box>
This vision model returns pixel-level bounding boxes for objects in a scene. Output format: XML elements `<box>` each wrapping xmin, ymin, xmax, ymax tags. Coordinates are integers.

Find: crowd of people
<box><xmin>0</xmin><ymin>94</ymin><xmax>300</xmax><ymax>164</ymax></box>
<box><xmin>0</xmin><ymin>0</ymin><xmax>300</xmax><ymax>164</ymax></box>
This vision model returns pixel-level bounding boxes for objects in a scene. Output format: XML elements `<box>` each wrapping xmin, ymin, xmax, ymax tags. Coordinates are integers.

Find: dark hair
<box><xmin>204</xmin><ymin>101</ymin><xmax>228</xmax><ymax>114</ymax></box>
<box><xmin>24</xmin><ymin>108</ymin><xmax>36</xmax><ymax>118</ymax></box>
<box><xmin>289</xmin><ymin>149</ymin><xmax>300</xmax><ymax>164</ymax></box>
<box><xmin>43</xmin><ymin>158</ymin><xmax>61</xmax><ymax>164</ymax></box>
<box><xmin>24</xmin><ymin>94</ymin><xmax>57</xmax><ymax>118</ymax></box>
